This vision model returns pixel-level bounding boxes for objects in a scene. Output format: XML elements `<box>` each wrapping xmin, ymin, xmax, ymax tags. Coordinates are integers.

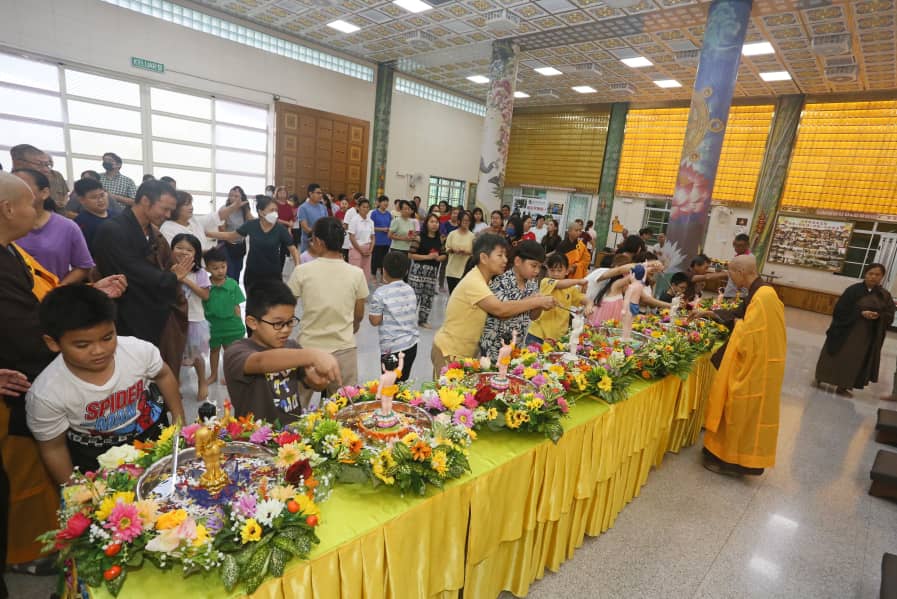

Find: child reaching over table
<box><xmin>25</xmin><ymin>285</ymin><xmax>185</xmax><ymax>484</ymax></box>
<box><xmin>526</xmin><ymin>253</ymin><xmax>594</xmax><ymax>347</ymax></box>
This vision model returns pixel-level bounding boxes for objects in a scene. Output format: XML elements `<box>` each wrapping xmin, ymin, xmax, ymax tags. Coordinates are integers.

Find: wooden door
<box><xmin>274</xmin><ymin>101</ymin><xmax>369</xmax><ymax>198</ymax></box>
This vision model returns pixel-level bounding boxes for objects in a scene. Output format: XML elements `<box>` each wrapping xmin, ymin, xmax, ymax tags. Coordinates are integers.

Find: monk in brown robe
<box><xmin>691</xmin><ymin>255</ymin><xmax>786</xmax><ymax>476</ymax></box>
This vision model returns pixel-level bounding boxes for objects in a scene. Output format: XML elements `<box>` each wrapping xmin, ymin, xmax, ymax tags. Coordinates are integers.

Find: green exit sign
<box><xmin>131</xmin><ymin>57</ymin><xmax>164</xmax><ymax>73</ymax></box>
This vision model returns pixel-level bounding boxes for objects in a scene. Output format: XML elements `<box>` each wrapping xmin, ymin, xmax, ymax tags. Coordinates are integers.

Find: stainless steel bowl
<box><xmin>591</xmin><ymin>326</ymin><xmax>650</xmax><ymax>347</ymax></box>
<box><xmin>335</xmin><ymin>400</ymin><xmax>433</xmax><ymax>443</ymax></box>
<box><xmin>545</xmin><ymin>352</ymin><xmax>600</xmax><ymax>371</ymax></box>
<box><xmin>462</xmin><ymin>372</ymin><xmax>539</xmax><ymax>395</ymax></box>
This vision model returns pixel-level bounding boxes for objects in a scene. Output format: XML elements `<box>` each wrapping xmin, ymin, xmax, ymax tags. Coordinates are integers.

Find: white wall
<box><xmin>384</xmin><ymin>91</ymin><xmax>483</xmax><ymax>202</ymax></box>
<box><xmin>703</xmin><ymin>205</ymin><xmax>752</xmax><ymax>260</ymax></box>
<box><xmin>604</xmin><ymin>196</ymin><xmax>646</xmax><ymax>246</ymax></box>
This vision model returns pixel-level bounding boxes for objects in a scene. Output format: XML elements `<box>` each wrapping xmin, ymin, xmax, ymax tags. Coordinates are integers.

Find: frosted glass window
<box><xmin>153</xmin><ymin>167</ymin><xmax>212</xmax><ymax>193</ymax></box>
<box><xmin>71</xmin><ymin>158</ymin><xmax>107</xmax><ymax>179</ymax></box>
<box><xmin>215</xmin><ymin>174</ymin><xmax>267</xmax><ymax>196</ymax></box>
<box><xmin>150</xmin><ymin>88</ymin><xmax>211</xmax><ymax>119</ymax></box>
<box><xmin>70</xmin><ymin>129</ymin><xmax>143</xmax><ymax>160</ymax></box>
<box><xmin>67</xmin><ymin>100</ymin><xmax>142</xmax><ymax>134</ymax></box>
<box><xmin>189</xmin><ymin>194</ymin><xmax>214</xmax><ymax>215</ymax></box>
<box><xmin>215</xmin><ymin>149</ymin><xmax>265</xmax><ymax>173</ymax></box>
<box><xmin>47</xmin><ymin>154</ymin><xmax>68</xmax><ymax>182</ymax></box>
<box><xmin>0</xmin><ymin>86</ymin><xmax>63</xmax><ymax>121</ymax></box>
<box><xmin>215</xmin><ymin>99</ymin><xmax>267</xmax><ymax>130</ymax></box>
<box><xmin>0</xmin><ymin>53</ymin><xmax>59</xmax><ymax>91</ymax></box>
<box><xmin>65</xmin><ymin>70</ymin><xmax>140</xmax><ymax>106</ymax></box>
<box><xmin>0</xmin><ymin>118</ymin><xmax>64</xmax><ymax>152</ymax></box>
<box><xmin>215</xmin><ymin>124</ymin><xmax>266</xmax><ymax>152</ymax></box>
<box><xmin>152</xmin><ymin>140</ymin><xmax>212</xmax><ymax>168</ymax></box>
<box><xmin>151</xmin><ymin>114</ymin><xmax>212</xmax><ymax>143</ymax></box>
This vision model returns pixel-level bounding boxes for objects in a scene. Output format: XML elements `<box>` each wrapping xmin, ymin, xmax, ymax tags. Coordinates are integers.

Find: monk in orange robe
<box><xmin>555</xmin><ymin>221</ymin><xmax>591</xmax><ymax>279</ymax></box>
<box><xmin>693</xmin><ymin>254</ymin><xmax>786</xmax><ymax>476</ymax></box>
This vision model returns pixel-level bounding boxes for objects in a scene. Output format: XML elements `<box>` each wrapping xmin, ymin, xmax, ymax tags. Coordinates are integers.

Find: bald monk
<box><xmin>555</xmin><ymin>220</ymin><xmax>591</xmax><ymax>279</ymax></box>
<box><xmin>0</xmin><ymin>173</ymin><xmax>126</xmax><ymax>573</ymax></box>
<box><xmin>690</xmin><ymin>254</ymin><xmax>786</xmax><ymax>476</ymax></box>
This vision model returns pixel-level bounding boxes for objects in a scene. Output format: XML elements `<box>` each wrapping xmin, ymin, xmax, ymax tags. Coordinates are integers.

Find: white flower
<box><xmin>479</xmin><ymin>356</ymin><xmax>492</xmax><ymax>370</ymax></box>
<box><xmin>254</xmin><ymin>499</ymin><xmax>284</xmax><ymax>527</ymax></box>
<box><xmin>96</xmin><ymin>444</ymin><xmax>145</xmax><ymax>470</ymax></box>
<box><xmin>434</xmin><ymin>413</ymin><xmax>452</xmax><ymax>426</ymax></box>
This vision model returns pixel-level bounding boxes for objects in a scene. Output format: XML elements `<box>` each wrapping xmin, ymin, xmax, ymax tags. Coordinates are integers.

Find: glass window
<box><xmin>152</xmin><ymin>140</ymin><xmax>212</xmax><ymax>168</ymax></box>
<box><xmin>67</xmin><ymin>100</ymin><xmax>142</xmax><ymax>133</ymax></box>
<box><xmin>153</xmin><ymin>167</ymin><xmax>212</xmax><ymax>193</ymax></box>
<box><xmin>69</xmin><ymin>129</ymin><xmax>143</xmax><ymax>160</ymax></box>
<box><xmin>0</xmin><ymin>86</ymin><xmax>62</xmax><ymax>121</ymax></box>
<box><xmin>72</xmin><ymin>157</ymin><xmax>143</xmax><ymax>183</ymax></box>
<box><xmin>0</xmin><ymin>118</ymin><xmax>65</xmax><ymax>152</ymax></box>
<box><xmin>427</xmin><ymin>176</ymin><xmax>466</xmax><ymax>208</ymax></box>
<box><xmin>0</xmin><ymin>54</ymin><xmax>59</xmax><ymax>91</ymax></box>
<box><xmin>151</xmin><ymin>114</ymin><xmax>212</xmax><ymax>144</ymax></box>
<box><xmin>215</xmin><ymin>99</ymin><xmax>267</xmax><ymax>129</ymax></box>
<box><xmin>215</xmin><ymin>148</ymin><xmax>266</xmax><ymax>173</ymax></box>
<box><xmin>65</xmin><ymin>70</ymin><xmax>140</xmax><ymax>106</ymax></box>
<box><xmin>215</xmin><ymin>174</ymin><xmax>267</xmax><ymax>196</ymax></box>
<box><xmin>189</xmin><ymin>194</ymin><xmax>215</xmax><ymax>215</ymax></box>
<box><xmin>641</xmin><ymin>199</ymin><xmax>671</xmax><ymax>235</ymax></box>
<box><xmin>150</xmin><ymin>88</ymin><xmax>211</xmax><ymax>119</ymax></box>
<box><xmin>215</xmin><ymin>124</ymin><xmax>266</xmax><ymax>152</ymax></box>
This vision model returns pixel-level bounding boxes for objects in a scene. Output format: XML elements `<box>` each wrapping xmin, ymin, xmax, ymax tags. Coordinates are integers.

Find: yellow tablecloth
<box><xmin>91</xmin><ymin>354</ymin><xmax>714</xmax><ymax>599</ymax></box>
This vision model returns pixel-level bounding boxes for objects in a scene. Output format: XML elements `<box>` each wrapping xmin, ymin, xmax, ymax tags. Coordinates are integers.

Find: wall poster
<box><xmin>767</xmin><ymin>215</ymin><xmax>853</xmax><ymax>272</ymax></box>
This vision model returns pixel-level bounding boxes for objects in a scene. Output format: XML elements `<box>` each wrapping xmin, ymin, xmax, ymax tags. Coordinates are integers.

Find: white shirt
<box><xmin>349</xmin><ymin>214</ymin><xmax>375</xmax><ymax>246</ymax></box>
<box><xmin>160</xmin><ymin>213</ymin><xmax>221</xmax><ymax>252</ymax></box>
<box><xmin>341</xmin><ymin>207</ymin><xmax>358</xmax><ymax>250</ymax></box>
<box><xmin>532</xmin><ymin>225</ymin><xmax>547</xmax><ymax>243</ymax></box>
<box><xmin>184</xmin><ymin>269</ymin><xmax>212</xmax><ymax>322</ymax></box>
<box><xmin>26</xmin><ymin>337</ymin><xmax>164</xmax><ymax>441</ymax></box>
<box><xmin>473</xmin><ymin>222</ymin><xmax>489</xmax><ymax>234</ymax></box>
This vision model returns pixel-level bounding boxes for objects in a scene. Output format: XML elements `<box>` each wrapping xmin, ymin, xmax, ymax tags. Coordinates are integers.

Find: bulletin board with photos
<box><xmin>767</xmin><ymin>215</ymin><xmax>854</xmax><ymax>272</ymax></box>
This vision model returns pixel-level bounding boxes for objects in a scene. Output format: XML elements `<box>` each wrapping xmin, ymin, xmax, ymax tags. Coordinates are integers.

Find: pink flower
<box><xmin>425</xmin><ymin>395</ymin><xmax>445</xmax><ymax>412</ymax></box>
<box><xmin>512</xmin><ymin>365</ymin><xmax>524</xmax><ymax>376</ymax></box>
<box><xmin>531</xmin><ymin>374</ymin><xmax>546</xmax><ymax>387</ymax></box>
<box><xmin>557</xmin><ymin>397</ymin><xmax>569</xmax><ymax>414</ymax></box>
<box><xmin>623</xmin><ymin>346</ymin><xmax>634</xmax><ymax>357</ymax></box>
<box><xmin>104</xmin><ymin>502</ymin><xmax>143</xmax><ymax>543</ymax></box>
<box><xmin>452</xmin><ymin>407</ymin><xmax>474</xmax><ymax>428</ymax></box>
<box><xmin>409</xmin><ymin>395</ymin><xmax>424</xmax><ymax>407</ymax></box>
<box><xmin>249</xmin><ymin>426</ymin><xmax>272</xmax><ymax>445</ymax></box>
<box><xmin>233</xmin><ymin>493</ymin><xmax>257</xmax><ymax>518</ymax></box>
<box><xmin>340</xmin><ymin>386</ymin><xmax>359</xmax><ymax>399</ymax></box>
<box><xmin>463</xmin><ymin>393</ymin><xmax>478</xmax><ymax>409</ymax></box>
<box><xmin>181</xmin><ymin>423</ymin><xmax>201</xmax><ymax>446</ymax></box>
<box><xmin>56</xmin><ymin>512</ymin><xmax>91</xmax><ymax>543</ymax></box>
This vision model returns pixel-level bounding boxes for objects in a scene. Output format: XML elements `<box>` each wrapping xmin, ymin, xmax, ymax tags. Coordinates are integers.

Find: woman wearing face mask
<box><xmin>505</xmin><ymin>216</ymin><xmax>524</xmax><ymax>248</ymax></box>
<box><xmin>217</xmin><ymin>195</ymin><xmax>299</xmax><ymax>290</ymax></box>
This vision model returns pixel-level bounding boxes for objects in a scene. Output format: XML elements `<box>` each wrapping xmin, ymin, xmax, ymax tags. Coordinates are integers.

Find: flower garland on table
<box><xmin>41</xmin><ymin>422</ymin><xmax>324</xmax><ymax>597</ymax></box>
<box><xmin>322</xmin><ymin>386</ymin><xmax>474</xmax><ymax>496</ymax></box>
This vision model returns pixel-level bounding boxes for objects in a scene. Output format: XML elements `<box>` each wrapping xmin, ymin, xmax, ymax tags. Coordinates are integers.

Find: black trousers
<box><xmin>371</xmin><ymin>244</ymin><xmax>390</xmax><ymax>277</ymax></box>
<box><xmin>447</xmin><ymin>276</ymin><xmax>461</xmax><ymax>295</ymax></box>
<box><xmin>384</xmin><ymin>344</ymin><xmax>417</xmax><ymax>383</ymax></box>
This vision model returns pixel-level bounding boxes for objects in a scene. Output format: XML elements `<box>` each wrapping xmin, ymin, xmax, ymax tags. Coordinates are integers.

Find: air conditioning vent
<box><xmin>811</xmin><ymin>34</ymin><xmax>851</xmax><ymax>56</ymax></box>
<box><xmin>602</xmin><ymin>0</ymin><xmax>645</xmax><ymax>7</ymax></box>
<box><xmin>825</xmin><ymin>64</ymin><xmax>858</xmax><ymax>82</ymax></box>
<box><xmin>609</xmin><ymin>82</ymin><xmax>636</xmax><ymax>94</ymax></box>
<box><xmin>485</xmin><ymin>9</ymin><xmax>520</xmax><ymax>31</ymax></box>
<box><xmin>674</xmin><ymin>49</ymin><xmax>701</xmax><ymax>65</ymax></box>
<box><xmin>404</xmin><ymin>31</ymin><xmax>436</xmax><ymax>51</ymax></box>
<box><xmin>569</xmin><ymin>63</ymin><xmax>602</xmax><ymax>75</ymax></box>
<box><xmin>535</xmin><ymin>88</ymin><xmax>560</xmax><ymax>99</ymax></box>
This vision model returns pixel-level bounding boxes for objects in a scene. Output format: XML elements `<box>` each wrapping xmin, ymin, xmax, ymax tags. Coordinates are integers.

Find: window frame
<box><xmin>427</xmin><ymin>176</ymin><xmax>466</xmax><ymax>210</ymax></box>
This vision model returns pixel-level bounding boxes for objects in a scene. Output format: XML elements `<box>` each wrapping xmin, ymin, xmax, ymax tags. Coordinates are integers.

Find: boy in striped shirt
<box><xmin>369</xmin><ymin>252</ymin><xmax>419</xmax><ymax>381</ymax></box>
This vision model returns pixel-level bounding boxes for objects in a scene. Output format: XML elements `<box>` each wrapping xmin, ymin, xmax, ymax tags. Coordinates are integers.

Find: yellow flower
<box><xmin>157</xmin><ymin>425</ymin><xmax>176</xmax><ymax>445</ymax></box>
<box><xmin>156</xmin><ymin>509</ymin><xmax>188</xmax><ymax>531</ymax></box>
<box><xmin>306</xmin><ymin>411</ymin><xmax>322</xmax><ymax>426</ymax></box>
<box><xmin>276</xmin><ymin>442</ymin><xmax>303</xmax><ymax>469</ymax></box>
<box><xmin>401</xmin><ymin>432</ymin><xmax>419</xmax><ymax>446</ymax></box>
<box><xmin>467</xmin><ymin>428</ymin><xmax>477</xmax><ymax>441</ymax></box>
<box><xmin>372</xmin><ymin>450</ymin><xmax>396</xmax><ymax>485</ymax></box>
<box><xmin>95</xmin><ymin>491</ymin><xmax>135</xmax><ymax>521</ymax></box>
<box><xmin>324</xmin><ymin>402</ymin><xmax>338</xmax><ymax>417</ymax></box>
<box><xmin>525</xmin><ymin>397</ymin><xmax>544</xmax><ymax>410</ymax></box>
<box><xmin>516</xmin><ymin>411</ymin><xmax>530</xmax><ymax>424</ymax></box>
<box><xmin>548</xmin><ymin>364</ymin><xmax>565</xmax><ymax>377</ymax></box>
<box><xmin>523</xmin><ymin>367</ymin><xmax>538</xmax><ymax>380</ymax></box>
<box><xmin>541</xmin><ymin>343</ymin><xmax>553</xmax><ymax>353</ymax></box>
<box><xmin>63</xmin><ymin>484</ymin><xmax>93</xmax><ymax>506</ymax></box>
<box><xmin>293</xmin><ymin>493</ymin><xmax>320</xmax><ymax>517</ymax></box>
<box><xmin>651</xmin><ymin>331</ymin><xmax>662</xmax><ymax>338</ymax></box>
<box><xmin>269</xmin><ymin>484</ymin><xmax>297</xmax><ymax>502</ymax></box>
<box><xmin>598</xmin><ymin>376</ymin><xmax>613</xmax><ymax>392</ymax></box>
<box><xmin>135</xmin><ymin>499</ymin><xmax>160</xmax><ymax>529</ymax></box>
<box><xmin>438</xmin><ymin>387</ymin><xmax>464</xmax><ymax>411</ymax></box>
<box><xmin>241</xmin><ymin>518</ymin><xmax>262</xmax><ymax>544</ymax></box>
<box><xmin>443</xmin><ymin>368</ymin><xmax>465</xmax><ymax>382</ymax></box>
<box><xmin>193</xmin><ymin>524</ymin><xmax>210</xmax><ymax>547</ymax></box>
<box><xmin>340</xmin><ymin>427</ymin><xmax>360</xmax><ymax>447</ymax></box>
<box><xmin>430</xmin><ymin>451</ymin><xmax>448</xmax><ymax>476</ymax></box>
<box><xmin>486</xmin><ymin>407</ymin><xmax>498</xmax><ymax>421</ymax></box>
<box><xmin>665</xmin><ymin>345</ymin><xmax>674</xmax><ymax>352</ymax></box>
<box><xmin>574</xmin><ymin>373</ymin><xmax>588</xmax><ymax>390</ymax></box>
<box><xmin>505</xmin><ymin>410</ymin><xmax>521</xmax><ymax>429</ymax></box>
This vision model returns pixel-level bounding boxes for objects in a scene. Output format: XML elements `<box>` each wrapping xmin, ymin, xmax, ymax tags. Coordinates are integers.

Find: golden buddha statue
<box><xmin>194</xmin><ymin>425</ymin><xmax>228</xmax><ymax>494</ymax></box>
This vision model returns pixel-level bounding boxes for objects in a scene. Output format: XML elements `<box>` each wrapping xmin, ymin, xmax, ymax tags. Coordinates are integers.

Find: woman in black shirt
<box><xmin>408</xmin><ymin>213</ymin><xmax>446</xmax><ymax>327</ymax></box>
<box><xmin>541</xmin><ymin>218</ymin><xmax>561</xmax><ymax>254</ymax></box>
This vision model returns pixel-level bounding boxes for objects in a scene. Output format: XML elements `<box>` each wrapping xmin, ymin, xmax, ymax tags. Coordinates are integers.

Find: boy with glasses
<box><xmin>223</xmin><ymin>279</ymin><xmax>340</xmax><ymax>422</ymax></box>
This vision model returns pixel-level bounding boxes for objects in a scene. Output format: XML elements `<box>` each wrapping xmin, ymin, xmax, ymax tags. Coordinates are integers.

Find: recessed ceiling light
<box><xmin>466</xmin><ymin>75</ymin><xmax>490</xmax><ymax>84</ymax></box>
<box><xmin>621</xmin><ymin>56</ymin><xmax>652</xmax><ymax>68</ymax></box>
<box><xmin>514</xmin><ymin>91</ymin><xmax>530</xmax><ymax>98</ymax></box>
<box><xmin>534</xmin><ymin>66</ymin><xmax>563</xmax><ymax>76</ymax></box>
<box><xmin>654</xmin><ymin>79</ymin><xmax>682</xmax><ymax>88</ymax></box>
<box><xmin>742</xmin><ymin>41</ymin><xmax>775</xmax><ymax>56</ymax></box>
<box><xmin>393</xmin><ymin>0</ymin><xmax>432</xmax><ymax>13</ymax></box>
<box><xmin>327</xmin><ymin>20</ymin><xmax>360</xmax><ymax>33</ymax></box>
<box><xmin>760</xmin><ymin>70</ymin><xmax>791</xmax><ymax>81</ymax></box>
<box><xmin>572</xmin><ymin>85</ymin><xmax>597</xmax><ymax>93</ymax></box>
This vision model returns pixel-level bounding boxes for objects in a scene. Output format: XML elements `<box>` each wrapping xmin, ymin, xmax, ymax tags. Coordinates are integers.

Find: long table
<box><xmin>92</xmin><ymin>354</ymin><xmax>714</xmax><ymax>599</ymax></box>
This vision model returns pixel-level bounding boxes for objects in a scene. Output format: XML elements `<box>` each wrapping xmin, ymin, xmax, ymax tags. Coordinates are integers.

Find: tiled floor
<box><xmin>8</xmin><ymin>291</ymin><xmax>897</xmax><ymax>598</ymax></box>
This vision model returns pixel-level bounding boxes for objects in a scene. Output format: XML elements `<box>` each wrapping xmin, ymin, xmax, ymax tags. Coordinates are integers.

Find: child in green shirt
<box><xmin>203</xmin><ymin>248</ymin><xmax>246</xmax><ymax>384</ymax></box>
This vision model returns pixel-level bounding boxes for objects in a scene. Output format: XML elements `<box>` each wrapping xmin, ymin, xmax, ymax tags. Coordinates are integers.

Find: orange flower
<box><xmin>133</xmin><ymin>439</ymin><xmax>155</xmax><ymax>451</ymax></box>
<box><xmin>305</xmin><ymin>476</ymin><xmax>318</xmax><ymax>490</ymax></box>
<box><xmin>411</xmin><ymin>440</ymin><xmax>432</xmax><ymax>462</ymax></box>
<box><xmin>641</xmin><ymin>370</ymin><xmax>652</xmax><ymax>379</ymax></box>
<box><xmin>349</xmin><ymin>439</ymin><xmax>364</xmax><ymax>454</ymax></box>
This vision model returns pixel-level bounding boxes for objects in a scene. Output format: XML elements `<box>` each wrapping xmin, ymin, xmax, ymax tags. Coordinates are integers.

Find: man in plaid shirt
<box><xmin>99</xmin><ymin>152</ymin><xmax>137</xmax><ymax>211</ymax></box>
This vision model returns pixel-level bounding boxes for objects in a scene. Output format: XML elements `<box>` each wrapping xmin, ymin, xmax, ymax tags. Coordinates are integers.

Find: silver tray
<box><xmin>590</xmin><ymin>326</ymin><xmax>650</xmax><ymax>347</ymax></box>
<box><xmin>545</xmin><ymin>352</ymin><xmax>601</xmax><ymax>371</ymax></box>
<box><xmin>336</xmin><ymin>400</ymin><xmax>433</xmax><ymax>441</ymax></box>
<box><xmin>462</xmin><ymin>372</ymin><xmax>539</xmax><ymax>395</ymax></box>
<box><xmin>135</xmin><ymin>441</ymin><xmax>274</xmax><ymax>500</ymax></box>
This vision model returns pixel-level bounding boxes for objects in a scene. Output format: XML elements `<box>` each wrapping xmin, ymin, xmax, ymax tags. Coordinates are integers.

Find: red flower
<box><xmin>473</xmin><ymin>386</ymin><xmax>496</xmax><ymax>405</ymax></box>
<box><xmin>56</xmin><ymin>512</ymin><xmax>91</xmax><ymax>544</ymax></box>
<box><xmin>226</xmin><ymin>421</ymin><xmax>243</xmax><ymax>439</ymax></box>
<box><xmin>275</xmin><ymin>431</ymin><xmax>301</xmax><ymax>446</ymax></box>
<box><xmin>285</xmin><ymin>459</ymin><xmax>313</xmax><ymax>485</ymax></box>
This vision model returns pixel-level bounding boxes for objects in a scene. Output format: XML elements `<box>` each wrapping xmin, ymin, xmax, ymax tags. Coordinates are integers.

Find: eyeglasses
<box><xmin>24</xmin><ymin>159</ymin><xmax>52</xmax><ymax>168</ymax></box>
<box><xmin>258</xmin><ymin>316</ymin><xmax>299</xmax><ymax>330</ymax></box>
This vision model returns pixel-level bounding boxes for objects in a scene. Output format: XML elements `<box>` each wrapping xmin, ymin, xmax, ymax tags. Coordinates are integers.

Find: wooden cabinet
<box><xmin>770</xmin><ymin>283</ymin><xmax>839</xmax><ymax>315</ymax></box>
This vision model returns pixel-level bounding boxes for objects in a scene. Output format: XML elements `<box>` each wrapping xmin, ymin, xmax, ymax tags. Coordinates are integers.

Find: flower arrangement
<box><xmin>41</xmin><ymin>424</ymin><xmax>323</xmax><ymax>597</ymax></box>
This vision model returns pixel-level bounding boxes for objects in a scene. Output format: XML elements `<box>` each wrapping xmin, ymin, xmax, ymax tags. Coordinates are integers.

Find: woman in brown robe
<box><xmin>815</xmin><ymin>263</ymin><xmax>895</xmax><ymax>396</ymax></box>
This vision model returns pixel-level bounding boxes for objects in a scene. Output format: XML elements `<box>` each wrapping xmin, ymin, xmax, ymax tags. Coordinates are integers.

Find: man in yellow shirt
<box><xmin>432</xmin><ymin>233</ymin><xmax>555</xmax><ymax>377</ymax></box>
<box><xmin>692</xmin><ymin>254</ymin><xmax>786</xmax><ymax>476</ymax></box>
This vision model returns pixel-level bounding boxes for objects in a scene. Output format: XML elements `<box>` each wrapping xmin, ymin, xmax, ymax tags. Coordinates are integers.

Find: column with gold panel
<box><xmin>475</xmin><ymin>40</ymin><xmax>519</xmax><ymax>213</ymax></box>
<box><xmin>593</xmin><ymin>102</ymin><xmax>628</xmax><ymax>250</ymax></box>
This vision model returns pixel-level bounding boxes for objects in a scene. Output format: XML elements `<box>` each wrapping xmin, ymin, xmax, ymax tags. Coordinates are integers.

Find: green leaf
<box><xmin>269</xmin><ymin>546</ymin><xmax>290</xmax><ymax>578</ymax></box>
<box><xmin>273</xmin><ymin>536</ymin><xmax>300</xmax><ymax>556</ymax></box>
<box><xmin>242</xmin><ymin>547</ymin><xmax>272</xmax><ymax>595</ymax></box>
<box><xmin>105</xmin><ymin>569</ymin><xmax>127</xmax><ymax>597</ymax></box>
<box><xmin>126</xmin><ymin>551</ymin><xmax>144</xmax><ymax>568</ymax></box>
<box><xmin>220</xmin><ymin>554</ymin><xmax>239</xmax><ymax>592</ymax></box>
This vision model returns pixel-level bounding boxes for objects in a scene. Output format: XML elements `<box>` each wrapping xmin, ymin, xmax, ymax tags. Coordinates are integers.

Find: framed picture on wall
<box><xmin>767</xmin><ymin>215</ymin><xmax>854</xmax><ymax>272</ymax></box>
<box><xmin>467</xmin><ymin>183</ymin><xmax>477</xmax><ymax>210</ymax></box>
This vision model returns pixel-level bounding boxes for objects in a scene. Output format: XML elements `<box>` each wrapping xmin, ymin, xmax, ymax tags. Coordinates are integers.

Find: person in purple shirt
<box><xmin>13</xmin><ymin>168</ymin><xmax>94</xmax><ymax>284</ymax></box>
<box><xmin>296</xmin><ymin>183</ymin><xmax>329</xmax><ymax>254</ymax></box>
<box><xmin>370</xmin><ymin>195</ymin><xmax>393</xmax><ymax>284</ymax></box>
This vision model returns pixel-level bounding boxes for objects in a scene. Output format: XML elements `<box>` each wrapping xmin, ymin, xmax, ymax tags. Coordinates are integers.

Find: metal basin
<box><xmin>336</xmin><ymin>400</ymin><xmax>433</xmax><ymax>444</ymax></box>
<box><xmin>462</xmin><ymin>372</ymin><xmax>538</xmax><ymax>395</ymax></box>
